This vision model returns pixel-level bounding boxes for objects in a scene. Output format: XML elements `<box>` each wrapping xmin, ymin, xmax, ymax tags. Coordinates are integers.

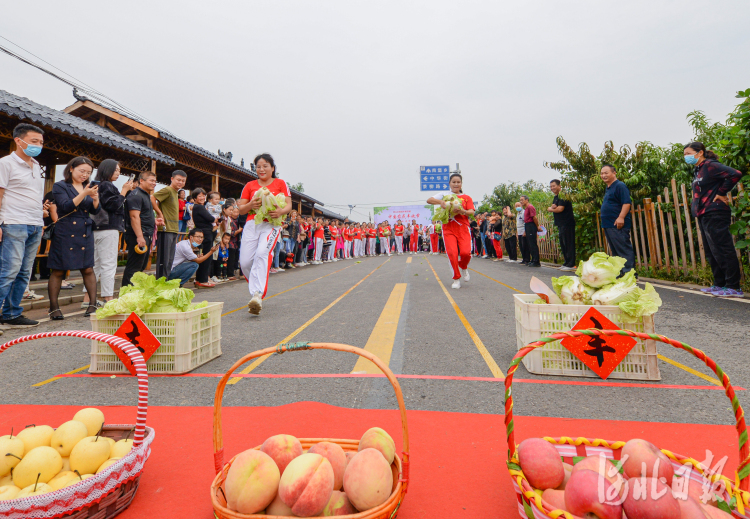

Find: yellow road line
<box><xmin>351</xmin><ymin>284</ymin><xmax>407</xmax><ymax>374</ymax></box>
<box><xmin>657</xmin><ymin>354</ymin><xmax>721</xmax><ymax>386</ymax></box>
<box><xmin>227</xmin><ymin>258</ymin><xmax>391</xmax><ymax>384</ymax></box>
<box><xmin>406</xmin><ymin>257</ymin><xmax>412</xmax><ymax>263</ymax></box>
<box><xmin>426</xmin><ymin>259</ymin><xmax>504</xmax><ymax>378</ymax></box>
<box><xmin>33</xmin><ymin>364</ymin><xmax>91</xmax><ymax>387</ymax></box>
<box><xmin>469</xmin><ymin>268</ymin><xmax>522</xmax><ymax>293</ymax></box>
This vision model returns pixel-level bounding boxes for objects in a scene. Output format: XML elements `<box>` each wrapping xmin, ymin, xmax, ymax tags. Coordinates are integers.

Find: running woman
<box><xmin>409</xmin><ymin>219</ymin><xmax>420</xmax><ymax>254</ymax></box>
<box><xmin>238</xmin><ymin>154</ymin><xmax>292</xmax><ymax>314</ymax></box>
<box><xmin>427</xmin><ymin>173</ymin><xmax>475</xmax><ymax>289</ymax></box>
<box><xmin>394</xmin><ymin>220</ymin><xmax>405</xmax><ymax>254</ymax></box>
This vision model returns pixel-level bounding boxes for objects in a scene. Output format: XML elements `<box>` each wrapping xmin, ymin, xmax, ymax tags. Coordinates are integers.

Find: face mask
<box><xmin>20</xmin><ymin>140</ymin><xmax>43</xmax><ymax>158</ymax></box>
<box><xmin>684</xmin><ymin>154</ymin><xmax>699</xmax><ymax>165</ymax></box>
<box><xmin>516</xmin><ymin>207</ymin><xmax>523</xmax><ymax>212</ymax></box>
<box><xmin>191</xmin><ymin>241</ymin><xmax>201</xmax><ymax>248</ymax></box>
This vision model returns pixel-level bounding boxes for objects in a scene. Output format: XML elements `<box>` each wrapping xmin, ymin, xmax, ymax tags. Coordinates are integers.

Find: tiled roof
<box><xmin>0</xmin><ymin>90</ymin><xmax>174</xmax><ymax>164</ymax></box>
<box><xmin>314</xmin><ymin>204</ymin><xmax>346</xmax><ymax>220</ymax></box>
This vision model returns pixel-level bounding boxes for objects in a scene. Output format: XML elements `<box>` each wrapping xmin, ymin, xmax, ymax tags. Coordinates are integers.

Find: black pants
<box><xmin>524</xmin><ymin>223</ymin><xmax>539</xmax><ymax>264</ymax></box>
<box><xmin>557</xmin><ymin>224</ymin><xmax>576</xmax><ymax>268</ymax></box>
<box><xmin>519</xmin><ymin>233</ymin><xmax>529</xmax><ymax>262</ymax></box>
<box><xmin>155</xmin><ymin>231</ymin><xmax>178</xmax><ymax>279</ymax></box>
<box><xmin>122</xmin><ymin>233</ymin><xmax>152</xmax><ymax>287</ymax></box>
<box><xmin>227</xmin><ymin>248</ymin><xmax>239</xmax><ymax>276</ymax></box>
<box><xmin>196</xmin><ymin>230</ymin><xmax>215</xmax><ymax>283</ymax></box>
<box><xmin>604</xmin><ymin>227</ymin><xmax>635</xmax><ymax>276</ymax></box>
<box><xmin>504</xmin><ymin>236</ymin><xmax>518</xmax><ymax>261</ymax></box>
<box><xmin>699</xmin><ymin>212</ymin><xmax>741</xmax><ymax>289</ymax></box>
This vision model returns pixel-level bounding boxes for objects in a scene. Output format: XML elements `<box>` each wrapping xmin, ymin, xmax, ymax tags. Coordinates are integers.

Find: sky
<box><xmin>2</xmin><ymin>1</ymin><xmax>750</xmax><ymax>222</ymax></box>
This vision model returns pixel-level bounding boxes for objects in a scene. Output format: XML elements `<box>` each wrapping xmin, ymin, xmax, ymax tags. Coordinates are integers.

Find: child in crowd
<box><xmin>206</xmin><ymin>191</ymin><xmax>223</xmax><ymax>221</ymax></box>
<box><xmin>217</xmin><ymin>233</ymin><xmax>231</xmax><ymax>280</ymax></box>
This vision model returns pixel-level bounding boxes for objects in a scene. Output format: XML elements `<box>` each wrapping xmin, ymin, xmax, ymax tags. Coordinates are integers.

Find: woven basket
<box><xmin>505</xmin><ymin>329</ymin><xmax>750</xmax><ymax>519</ymax></box>
<box><xmin>0</xmin><ymin>331</ymin><xmax>154</xmax><ymax>519</ymax></box>
<box><xmin>210</xmin><ymin>342</ymin><xmax>410</xmax><ymax>519</ymax></box>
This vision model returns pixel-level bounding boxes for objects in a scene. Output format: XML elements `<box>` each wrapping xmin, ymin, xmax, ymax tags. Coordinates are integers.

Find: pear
<box><xmin>48</xmin><ymin>470</ymin><xmax>80</xmax><ymax>491</ymax></box>
<box><xmin>70</xmin><ymin>436</ymin><xmax>110</xmax><ymax>475</ymax></box>
<box><xmin>17</xmin><ymin>481</ymin><xmax>53</xmax><ymax>498</ymax></box>
<box><xmin>0</xmin><ymin>485</ymin><xmax>21</xmax><ymax>501</ymax></box>
<box><xmin>13</xmin><ymin>447</ymin><xmax>62</xmax><ymax>488</ymax></box>
<box><xmin>61</xmin><ymin>457</ymin><xmax>70</xmax><ymax>472</ymax></box>
<box><xmin>50</xmin><ymin>421</ymin><xmax>88</xmax><ymax>457</ymax></box>
<box><xmin>103</xmin><ymin>437</ymin><xmax>115</xmax><ymax>450</ymax></box>
<box><xmin>16</xmin><ymin>425</ymin><xmax>54</xmax><ymax>454</ymax></box>
<box><xmin>110</xmin><ymin>439</ymin><xmax>134</xmax><ymax>459</ymax></box>
<box><xmin>96</xmin><ymin>458</ymin><xmax>121</xmax><ymax>474</ymax></box>
<box><xmin>73</xmin><ymin>409</ymin><xmax>105</xmax><ymax>437</ymax></box>
<box><xmin>0</xmin><ymin>436</ymin><xmax>24</xmax><ymax>477</ymax></box>
<box><xmin>0</xmin><ymin>472</ymin><xmax>13</xmax><ymax>487</ymax></box>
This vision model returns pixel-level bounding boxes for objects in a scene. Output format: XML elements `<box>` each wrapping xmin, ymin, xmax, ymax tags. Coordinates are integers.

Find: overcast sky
<box><xmin>2</xmin><ymin>1</ymin><xmax>750</xmax><ymax>221</ymax></box>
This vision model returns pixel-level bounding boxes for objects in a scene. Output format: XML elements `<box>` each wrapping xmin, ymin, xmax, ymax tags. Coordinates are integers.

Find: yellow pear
<box><xmin>16</xmin><ymin>425</ymin><xmax>54</xmax><ymax>454</ymax></box>
<box><xmin>103</xmin><ymin>437</ymin><xmax>115</xmax><ymax>449</ymax></box>
<box><xmin>110</xmin><ymin>439</ymin><xmax>134</xmax><ymax>459</ymax></box>
<box><xmin>72</xmin><ymin>409</ymin><xmax>105</xmax><ymax>437</ymax></box>
<box><xmin>17</xmin><ymin>482</ymin><xmax>53</xmax><ymax>498</ymax></box>
<box><xmin>0</xmin><ymin>485</ymin><xmax>21</xmax><ymax>501</ymax></box>
<box><xmin>0</xmin><ymin>436</ymin><xmax>24</xmax><ymax>477</ymax></box>
<box><xmin>70</xmin><ymin>437</ymin><xmax>110</xmax><ymax>475</ymax></box>
<box><xmin>96</xmin><ymin>458</ymin><xmax>121</xmax><ymax>474</ymax></box>
<box><xmin>13</xmin><ymin>446</ymin><xmax>62</xmax><ymax>488</ymax></box>
<box><xmin>80</xmin><ymin>474</ymin><xmax>94</xmax><ymax>480</ymax></box>
<box><xmin>48</xmin><ymin>470</ymin><xmax>81</xmax><ymax>491</ymax></box>
<box><xmin>0</xmin><ymin>473</ymin><xmax>13</xmax><ymax>487</ymax></box>
<box><xmin>50</xmin><ymin>421</ymin><xmax>89</xmax><ymax>457</ymax></box>
<box><xmin>61</xmin><ymin>457</ymin><xmax>70</xmax><ymax>472</ymax></box>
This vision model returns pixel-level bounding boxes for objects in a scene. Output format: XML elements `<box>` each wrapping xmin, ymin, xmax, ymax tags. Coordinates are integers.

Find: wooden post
<box><xmin>644</xmin><ymin>199</ymin><xmax>660</xmax><ymax>268</ymax></box>
<box><xmin>637</xmin><ymin>205</ymin><xmax>647</xmax><ymax>267</ymax></box>
<box><xmin>680</xmin><ymin>184</ymin><xmax>697</xmax><ymax>271</ymax></box>
<box><xmin>670</xmin><ymin>179</ymin><xmax>688</xmax><ymax>274</ymax></box>
<box><xmin>213</xmin><ymin>167</ymin><xmax>220</xmax><ymax>193</ymax></box>
<box><xmin>595</xmin><ymin>213</ymin><xmax>603</xmax><ymax>251</ymax></box>
<box><xmin>298</xmin><ymin>200</ymin><xmax>302</xmax><ymax>213</ymax></box>
<box><xmin>664</xmin><ymin>187</ymin><xmax>679</xmax><ymax>272</ymax></box>
<box><xmin>631</xmin><ymin>207</ymin><xmax>642</xmax><ymax>267</ymax></box>
<box><xmin>694</xmin><ymin>217</ymin><xmax>707</xmax><ymax>268</ymax></box>
<box><xmin>657</xmin><ymin>195</ymin><xmax>670</xmax><ymax>271</ymax></box>
<box><xmin>44</xmin><ymin>161</ymin><xmax>56</xmax><ymax>195</ymax></box>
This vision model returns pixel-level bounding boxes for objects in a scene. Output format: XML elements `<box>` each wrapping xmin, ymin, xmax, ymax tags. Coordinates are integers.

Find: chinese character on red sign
<box><xmin>559</xmin><ymin>307</ymin><xmax>636</xmax><ymax>380</ymax></box>
<box><xmin>112</xmin><ymin>313</ymin><xmax>161</xmax><ymax>375</ymax></box>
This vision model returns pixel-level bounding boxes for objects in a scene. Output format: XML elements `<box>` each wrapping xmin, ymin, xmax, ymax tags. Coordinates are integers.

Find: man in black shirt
<box><xmin>548</xmin><ymin>179</ymin><xmax>577</xmax><ymax>271</ymax></box>
<box><xmin>122</xmin><ymin>171</ymin><xmax>161</xmax><ymax>286</ymax></box>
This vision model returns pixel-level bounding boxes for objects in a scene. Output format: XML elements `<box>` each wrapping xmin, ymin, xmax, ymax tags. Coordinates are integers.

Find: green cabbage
<box><xmin>96</xmin><ymin>273</ymin><xmax>206</xmax><ymax>319</ymax></box>
<box><xmin>250</xmin><ymin>187</ymin><xmax>288</xmax><ymax>226</ymax></box>
<box><xmin>619</xmin><ymin>283</ymin><xmax>662</xmax><ymax>322</ymax></box>
<box><xmin>576</xmin><ymin>252</ymin><xmax>627</xmax><ymax>288</ymax></box>
<box><xmin>551</xmin><ymin>276</ymin><xmax>596</xmax><ymax>305</ymax></box>
<box><xmin>433</xmin><ymin>194</ymin><xmax>463</xmax><ymax>224</ymax></box>
<box><xmin>590</xmin><ymin>270</ymin><xmax>639</xmax><ymax>306</ymax></box>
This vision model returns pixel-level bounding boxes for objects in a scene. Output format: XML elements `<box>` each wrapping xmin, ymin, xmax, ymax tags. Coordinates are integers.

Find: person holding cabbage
<box><xmin>427</xmin><ymin>172</ymin><xmax>475</xmax><ymax>289</ymax></box>
<box><xmin>237</xmin><ymin>154</ymin><xmax>292</xmax><ymax>315</ymax></box>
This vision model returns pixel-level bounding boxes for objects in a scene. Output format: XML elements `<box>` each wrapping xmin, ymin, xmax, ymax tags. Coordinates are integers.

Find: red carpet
<box><xmin>0</xmin><ymin>404</ymin><xmax>742</xmax><ymax>518</ymax></box>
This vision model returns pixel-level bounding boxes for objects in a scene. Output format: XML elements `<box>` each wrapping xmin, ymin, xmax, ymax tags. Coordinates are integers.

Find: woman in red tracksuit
<box><xmin>409</xmin><ymin>219</ymin><xmax>420</xmax><ymax>254</ymax></box>
<box><xmin>427</xmin><ymin>173</ymin><xmax>475</xmax><ymax>289</ymax></box>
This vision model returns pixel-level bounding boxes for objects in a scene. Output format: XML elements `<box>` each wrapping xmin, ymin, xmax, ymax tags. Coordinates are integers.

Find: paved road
<box><xmin>1</xmin><ymin>253</ymin><xmax>748</xmax><ymax>429</ymax></box>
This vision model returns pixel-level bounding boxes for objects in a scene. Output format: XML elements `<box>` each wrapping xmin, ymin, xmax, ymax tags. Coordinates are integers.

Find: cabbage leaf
<box><xmin>619</xmin><ymin>283</ymin><xmax>663</xmax><ymax>322</ymax></box>
<box><xmin>97</xmin><ymin>273</ymin><xmax>205</xmax><ymax>319</ymax></box>
<box><xmin>576</xmin><ymin>252</ymin><xmax>627</xmax><ymax>288</ymax></box>
<box><xmin>551</xmin><ymin>276</ymin><xmax>596</xmax><ymax>305</ymax></box>
<box><xmin>590</xmin><ymin>270</ymin><xmax>639</xmax><ymax>306</ymax></box>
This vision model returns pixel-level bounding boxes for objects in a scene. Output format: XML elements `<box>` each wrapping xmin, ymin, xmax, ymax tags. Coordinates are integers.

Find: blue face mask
<box><xmin>516</xmin><ymin>207</ymin><xmax>523</xmax><ymax>212</ymax></box>
<box><xmin>191</xmin><ymin>241</ymin><xmax>201</xmax><ymax>248</ymax></box>
<box><xmin>20</xmin><ymin>140</ymin><xmax>43</xmax><ymax>158</ymax></box>
<box><xmin>684</xmin><ymin>154</ymin><xmax>698</xmax><ymax>165</ymax></box>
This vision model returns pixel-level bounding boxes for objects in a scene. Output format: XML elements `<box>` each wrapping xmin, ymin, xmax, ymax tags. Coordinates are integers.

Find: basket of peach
<box><xmin>505</xmin><ymin>329</ymin><xmax>750</xmax><ymax>519</ymax></box>
<box><xmin>210</xmin><ymin>342</ymin><xmax>409</xmax><ymax>518</ymax></box>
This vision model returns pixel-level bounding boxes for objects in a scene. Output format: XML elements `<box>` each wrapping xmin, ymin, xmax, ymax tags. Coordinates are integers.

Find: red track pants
<box><xmin>410</xmin><ymin>232</ymin><xmax>419</xmax><ymax>251</ymax></box>
<box><xmin>443</xmin><ymin>222</ymin><xmax>471</xmax><ymax>279</ymax></box>
<box><xmin>430</xmin><ymin>234</ymin><xmax>439</xmax><ymax>252</ymax></box>
<box><xmin>492</xmin><ymin>238</ymin><xmax>503</xmax><ymax>259</ymax></box>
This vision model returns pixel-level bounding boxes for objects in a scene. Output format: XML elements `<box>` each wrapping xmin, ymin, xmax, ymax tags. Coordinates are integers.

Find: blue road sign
<box><xmin>419</xmin><ymin>165</ymin><xmax>450</xmax><ymax>191</ymax></box>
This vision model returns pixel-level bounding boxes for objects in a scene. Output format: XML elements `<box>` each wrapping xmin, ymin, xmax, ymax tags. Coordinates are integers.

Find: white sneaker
<box><xmin>248</xmin><ymin>292</ymin><xmax>262</xmax><ymax>315</ymax></box>
<box><xmin>462</xmin><ymin>268</ymin><xmax>470</xmax><ymax>282</ymax></box>
<box><xmin>277</xmin><ymin>267</ymin><xmax>285</xmax><ymax>272</ymax></box>
<box><xmin>451</xmin><ymin>279</ymin><xmax>461</xmax><ymax>289</ymax></box>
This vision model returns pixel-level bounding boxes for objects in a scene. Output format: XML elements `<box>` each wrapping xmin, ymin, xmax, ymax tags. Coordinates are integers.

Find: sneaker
<box><xmin>451</xmin><ymin>279</ymin><xmax>461</xmax><ymax>289</ymax></box>
<box><xmin>701</xmin><ymin>285</ymin><xmax>721</xmax><ymax>294</ymax></box>
<box><xmin>714</xmin><ymin>288</ymin><xmax>744</xmax><ymax>298</ymax></box>
<box><xmin>195</xmin><ymin>281</ymin><xmax>216</xmax><ymax>288</ymax></box>
<box><xmin>269</xmin><ymin>268</ymin><xmax>277</xmax><ymax>274</ymax></box>
<box><xmin>482</xmin><ymin>255</ymin><xmax>488</xmax><ymax>259</ymax></box>
<box><xmin>277</xmin><ymin>267</ymin><xmax>286</xmax><ymax>272</ymax></box>
<box><xmin>210</xmin><ymin>276</ymin><xmax>221</xmax><ymax>284</ymax></box>
<box><xmin>492</xmin><ymin>258</ymin><xmax>501</xmax><ymax>262</ymax></box>
<box><xmin>520</xmin><ymin>261</ymin><xmax>529</xmax><ymax>265</ymax></box>
<box><xmin>461</xmin><ymin>268</ymin><xmax>470</xmax><ymax>282</ymax></box>
<box><xmin>527</xmin><ymin>262</ymin><xmax>541</xmax><ymax>268</ymax></box>
<box><xmin>248</xmin><ymin>292</ymin><xmax>263</xmax><ymax>315</ymax></box>
<box><xmin>23</xmin><ymin>290</ymin><xmax>45</xmax><ymax>301</ymax></box>
<box><xmin>0</xmin><ymin>315</ymin><xmax>39</xmax><ymax>328</ymax></box>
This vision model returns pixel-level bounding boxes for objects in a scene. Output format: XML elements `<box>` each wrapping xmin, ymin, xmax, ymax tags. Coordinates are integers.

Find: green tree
<box><xmin>289</xmin><ymin>182</ymin><xmax>304</xmax><ymax>193</ymax></box>
<box><xmin>477</xmin><ymin>180</ymin><xmax>552</xmax><ymax>214</ymax></box>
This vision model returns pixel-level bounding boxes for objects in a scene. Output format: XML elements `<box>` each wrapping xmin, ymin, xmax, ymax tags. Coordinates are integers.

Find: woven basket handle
<box><xmin>212</xmin><ymin>342</ymin><xmax>410</xmax><ymax>480</ymax></box>
<box><xmin>0</xmin><ymin>330</ymin><xmax>149</xmax><ymax>446</ymax></box>
<box><xmin>504</xmin><ymin>329</ymin><xmax>749</xmax><ymax>491</ymax></box>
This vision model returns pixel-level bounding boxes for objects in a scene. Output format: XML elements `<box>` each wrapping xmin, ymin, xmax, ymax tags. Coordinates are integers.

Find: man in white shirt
<box><xmin>0</xmin><ymin>123</ymin><xmax>46</xmax><ymax>327</ymax></box>
<box><xmin>167</xmin><ymin>229</ymin><xmax>218</xmax><ymax>286</ymax></box>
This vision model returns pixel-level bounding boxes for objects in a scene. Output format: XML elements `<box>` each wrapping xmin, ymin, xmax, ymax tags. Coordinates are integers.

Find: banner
<box><xmin>373</xmin><ymin>205</ymin><xmax>434</xmax><ymax>227</ymax></box>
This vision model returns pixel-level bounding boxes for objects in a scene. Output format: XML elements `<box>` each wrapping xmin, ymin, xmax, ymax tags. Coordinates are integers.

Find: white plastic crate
<box><xmin>89</xmin><ymin>302</ymin><xmax>223</xmax><ymax>374</ymax></box>
<box><xmin>514</xmin><ymin>294</ymin><xmax>660</xmax><ymax>381</ymax></box>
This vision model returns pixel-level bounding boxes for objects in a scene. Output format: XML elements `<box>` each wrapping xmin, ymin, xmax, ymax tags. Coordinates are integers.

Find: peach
<box><xmin>621</xmin><ymin>439</ymin><xmax>674</xmax><ymax>482</ymax></box>
<box><xmin>322</xmin><ymin>490</ymin><xmax>358</xmax><ymax>516</ymax></box>
<box><xmin>556</xmin><ymin>462</ymin><xmax>573</xmax><ymax>490</ymax></box>
<box><xmin>565</xmin><ymin>469</ymin><xmax>623</xmax><ymax>519</ymax></box>
<box><xmin>345</xmin><ymin>452</ymin><xmax>355</xmax><ymax>471</ymax></box>
<box><xmin>358</xmin><ymin>427</ymin><xmax>395</xmax><ymax>464</ymax></box>
<box><xmin>266</xmin><ymin>493</ymin><xmax>295</xmax><ymax>516</ymax></box>
<box><xmin>677</xmin><ymin>496</ymin><xmax>711</xmax><ymax>519</ymax></box>
<box><xmin>675</xmin><ymin>476</ymin><xmax>721</xmax><ymax>508</ymax></box>
<box><xmin>623</xmin><ymin>477</ymin><xmax>681</xmax><ymax>519</ymax></box>
<box><xmin>541</xmin><ymin>489</ymin><xmax>568</xmax><ymax>512</ymax></box>
<box><xmin>309</xmin><ymin>442</ymin><xmax>347</xmax><ymax>491</ymax></box>
<box><xmin>279</xmin><ymin>453</ymin><xmax>334</xmax><ymax>517</ymax></box>
<box><xmin>343</xmin><ymin>448</ymin><xmax>393</xmax><ymax>512</ymax></box>
<box><xmin>701</xmin><ymin>505</ymin><xmax>733</xmax><ymax>519</ymax></box>
<box><xmin>517</xmin><ymin>438</ymin><xmax>564</xmax><ymax>490</ymax></box>
<box><xmin>261</xmin><ymin>434</ymin><xmax>304</xmax><ymax>475</ymax></box>
<box><xmin>224</xmin><ymin>449</ymin><xmax>280</xmax><ymax>514</ymax></box>
<box><xmin>571</xmin><ymin>455</ymin><xmax>626</xmax><ymax>496</ymax></box>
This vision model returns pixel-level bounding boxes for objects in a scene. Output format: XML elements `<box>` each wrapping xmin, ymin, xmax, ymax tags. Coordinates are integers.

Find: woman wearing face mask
<box><xmin>685</xmin><ymin>142</ymin><xmax>743</xmax><ymax>297</ymax></box>
<box><xmin>426</xmin><ymin>173</ymin><xmax>476</xmax><ymax>289</ymax></box>
<box><xmin>237</xmin><ymin>154</ymin><xmax>292</xmax><ymax>314</ymax></box>
<box><xmin>515</xmin><ymin>201</ymin><xmax>528</xmax><ymax>264</ymax></box>
<box><xmin>47</xmin><ymin>156</ymin><xmax>101</xmax><ymax>319</ymax></box>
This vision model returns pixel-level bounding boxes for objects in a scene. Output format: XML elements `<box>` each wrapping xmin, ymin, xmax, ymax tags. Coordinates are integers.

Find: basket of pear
<box><xmin>0</xmin><ymin>330</ymin><xmax>154</xmax><ymax>519</ymax></box>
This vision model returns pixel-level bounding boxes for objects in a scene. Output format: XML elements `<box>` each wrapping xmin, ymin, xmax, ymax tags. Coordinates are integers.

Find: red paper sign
<box><xmin>112</xmin><ymin>313</ymin><xmax>161</xmax><ymax>375</ymax></box>
<box><xmin>560</xmin><ymin>307</ymin><xmax>636</xmax><ymax>380</ymax></box>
